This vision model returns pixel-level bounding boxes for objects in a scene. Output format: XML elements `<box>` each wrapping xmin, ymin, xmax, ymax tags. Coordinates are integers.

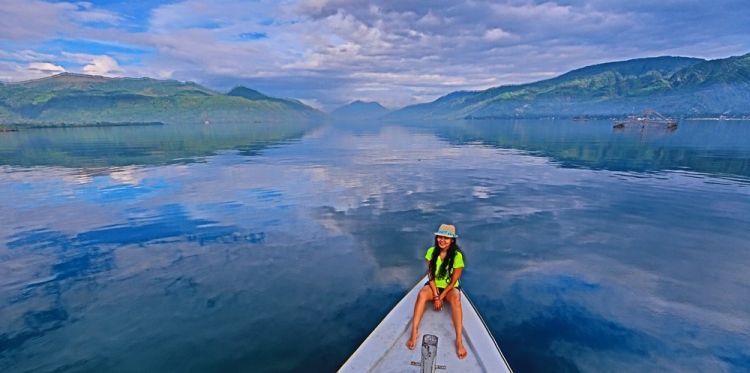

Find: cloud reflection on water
<box><xmin>1</xmin><ymin>121</ymin><xmax>749</xmax><ymax>372</ymax></box>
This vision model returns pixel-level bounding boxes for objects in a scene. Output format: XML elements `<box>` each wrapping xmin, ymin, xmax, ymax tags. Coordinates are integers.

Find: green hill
<box><xmin>331</xmin><ymin>100</ymin><xmax>389</xmax><ymax>120</ymax></box>
<box><xmin>227</xmin><ymin>86</ymin><xmax>271</xmax><ymax>100</ymax></box>
<box><xmin>227</xmin><ymin>86</ymin><xmax>315</xmax><ymax>112</ymax></box>
<box><xmin>390</xmin><ymin>53</ymin><xmax>750</xmax><ymax>119</ymax></box>
<box><xmin>0</xmin><ymin>73</ymin><xmax>323</xmax><ymax>126</ymax></box>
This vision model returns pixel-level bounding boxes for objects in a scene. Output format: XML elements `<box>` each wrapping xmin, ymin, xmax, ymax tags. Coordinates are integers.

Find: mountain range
<box><xmin>331</xmin><ymin>100</ymin><xmax>390</xmax><ymax>120</ymax></box>
<box><xmin>0</xmin><ymin>73</ymin><xmax>322</xmax><ymax>126</ymax></box>
<box><xmin>1</xmin><ymin>52</ymin><xmax>749</xmax><ymax>126</ymax></box>
<box><xmin>390</xmin><ymin>53</ymin><xmax>750</xmax><ymax>119</ymax></box>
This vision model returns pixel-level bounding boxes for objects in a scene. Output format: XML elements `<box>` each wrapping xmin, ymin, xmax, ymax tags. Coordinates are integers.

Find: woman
<box><xmin>405</xmin><ymin>223</ymin><xmax>467</xmax><ymax>359</ymax></box>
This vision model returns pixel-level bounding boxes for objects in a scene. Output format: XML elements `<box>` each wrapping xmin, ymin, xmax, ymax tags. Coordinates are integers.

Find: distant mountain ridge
<box><xmin>390</xmin><ymin>53</ymin><xmax>750</xmax><ymax>119</ymax></box>
<box><xmin>227</xmin><ymin>86</ymin><xmax>270</xmax><ymax>100</ymax></box>
<box><xmin>331</xmin><ymin>100</ymin><xmax>389</xmax><ymax>120</ymax></box>
<box><xmin>4</xmin><ymin>52</ymin><xmax>750</xmax><ymax>126</ymax></box>
<box><xmin>0</xmin><ymin>73</ymin><xmax>322</xmax><ymax>125</ymax></box>
<box><xmin>227</xmin><ymin>86</ymin><xmax>312</xmax><ymax>111</ymax></box>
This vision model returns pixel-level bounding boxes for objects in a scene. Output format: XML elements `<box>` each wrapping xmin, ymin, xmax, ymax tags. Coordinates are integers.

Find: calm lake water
<box><xmin>1</xmin><ymin>119</ymin><xmax>749</xmax><ymax>372</ymax></box>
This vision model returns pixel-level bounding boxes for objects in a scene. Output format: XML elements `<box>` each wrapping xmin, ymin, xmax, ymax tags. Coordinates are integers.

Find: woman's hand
<box><xmin>433</xmin><ymin>297</ymin><xmax>443</xmax><ymax>311</ymax></box>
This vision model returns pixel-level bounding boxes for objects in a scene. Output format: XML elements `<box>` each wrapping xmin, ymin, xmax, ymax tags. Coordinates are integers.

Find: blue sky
<box><xmin>1</xmin><ymin>0</ymin><xmax>749</xmax><ymax>110</ymax></box>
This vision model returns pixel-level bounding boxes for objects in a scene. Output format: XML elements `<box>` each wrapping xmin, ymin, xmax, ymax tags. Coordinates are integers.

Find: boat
<box><xmin>339</xmin><ymin>276</ymin><xmax>513</xmax><ymax>372</ymax></box>
<box><xmin>613</xmin><ymin>109</ymin><xmax>678</xmax><ymax>129</ymax></box>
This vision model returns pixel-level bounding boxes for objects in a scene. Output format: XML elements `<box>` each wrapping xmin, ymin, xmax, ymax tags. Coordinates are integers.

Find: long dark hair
<box><xmin>429</xmin><ymin>236</ymin><xmax>463</xmax><ymax>281</ymax></box>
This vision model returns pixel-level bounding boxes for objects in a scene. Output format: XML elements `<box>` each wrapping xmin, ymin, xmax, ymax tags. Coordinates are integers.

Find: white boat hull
<box><xmin>339</xmin><ymin>277</ymin><xmax>512</xmax><ymax>372</ymax></box>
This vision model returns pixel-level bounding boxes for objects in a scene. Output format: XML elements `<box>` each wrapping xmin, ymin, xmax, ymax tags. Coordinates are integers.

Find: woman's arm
<box><xmin>426</xmin><ymin>259</ymin><xmax>441</xmax><ymax>310</ymax></box>
<box><xmin>428</xmin><ymin>281</ymin><xmax>440</xmax><ymax>298</ymax></box>
<box><xmin>425</xmin><ymin>260</ymin><xmax>440</xmax><ymax>298</ymax></box>
<box><xmin>438</xmin><ymin>268</ymin><xmax>463</xmax><ymax>301</ymax></box>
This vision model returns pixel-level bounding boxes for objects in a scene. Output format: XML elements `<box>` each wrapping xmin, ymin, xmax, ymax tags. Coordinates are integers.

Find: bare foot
<box><xmin>456</xmin><ymin>341</ymin><xmax>467</xmax><ymax>359</ymax></box>
<box><xmin>406</xmin><ymin>332</ymin><xmax>418</xmax><ymax>350</ymax></box>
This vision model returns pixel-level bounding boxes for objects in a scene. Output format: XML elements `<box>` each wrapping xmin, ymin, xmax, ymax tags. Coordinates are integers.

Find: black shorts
<box><xmin>425</xmin><ymin>282</ymin><xmax>461</xmax><ymax>293</ymax></box>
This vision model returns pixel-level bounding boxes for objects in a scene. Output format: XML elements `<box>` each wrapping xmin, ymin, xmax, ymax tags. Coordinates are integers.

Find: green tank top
<box><xmin>425</xmin><ymin>246</ymin><xmax>465</xmax><ymax>288</ymax></box>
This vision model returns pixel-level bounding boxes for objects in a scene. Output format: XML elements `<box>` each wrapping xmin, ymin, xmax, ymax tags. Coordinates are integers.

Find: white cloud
<box><xmin>484</xmin><ymin>27</ymin><xmax>513</xmax><ymax>41</ymax></box>
<box><xmin>0</xmin><ymin>61</ymin><xmax>64</xmax><ymax>82</ymax></box>
<box><xmin>82</xmin><ymin>55</ymin><xmax>124</xmax><ymax>76</ymax></box>
<box><xmin>0</xmin><ymin>0</ymin><xmax>76</xmax><ymax>40</ymax></box>
<box><xmin>59</xmin><ymin>51</ymin><xmax>98</xmax><ymax>64</ymax></box>
<box><xmin>351</xmin><ymin>71</ymin><xmax>469</xmax><ymax>87</ymax></box>
<box><xmin>416</xmin><ymin>10</ymin><xmax>443</xmax><ymax>27</ymax></box>
<box><xmin>73</xmin><ymin>8</ymin><xmax>123</xmax><ymax>25</ymax></box>
<box><xmin>28</xmin><ymin>62</ymin><xmax>66</xmax><ymax>74</ymax></box>
<box><xmin>0</xmin><ymin>0</ymin><xmax>121</xmax><ymax>41</ymax></box>
<box><xmin>0</xmin><ymin>49</ymin><xmax>58</xmax><ymax>62</ymax></box>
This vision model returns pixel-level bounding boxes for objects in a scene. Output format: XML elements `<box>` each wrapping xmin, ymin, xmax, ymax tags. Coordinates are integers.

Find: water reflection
<box><xmin>1</xmin><ymin>121</ymin><xmax>749</xmax><ymax>372</ymax></box>
<box><xmin>0</xmin><ymin>120</ymin><xmax>318</xmax><ymax>168</ymax></box>
<box><xmin>395</xmin><ymin>119</ymin><xmax>750</xmax><ymax>179</ymax></box>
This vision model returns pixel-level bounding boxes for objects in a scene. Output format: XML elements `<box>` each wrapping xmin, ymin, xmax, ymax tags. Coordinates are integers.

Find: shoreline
<box><xmin>0</xmin><ymin>121</ymin><xmax>165</xmax><ymax>131</ymax></box>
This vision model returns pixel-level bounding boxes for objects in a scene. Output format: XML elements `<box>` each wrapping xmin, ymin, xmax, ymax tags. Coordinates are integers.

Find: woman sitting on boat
<box><xmin>406</xmin><ymin>223</ymin><xmax>467</xmax><ymax>359</ymax></box>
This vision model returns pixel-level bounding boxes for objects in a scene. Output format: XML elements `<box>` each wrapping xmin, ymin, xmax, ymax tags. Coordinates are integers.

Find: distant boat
<box><xmin>339</xmin><ymin>276</ymin><xmax>513</xmax><ymax>372</ymax></box>
<box><xmin>613</xmin><ymin>109</ymin><xmax>678</xmax><ymax>129</ymax></box>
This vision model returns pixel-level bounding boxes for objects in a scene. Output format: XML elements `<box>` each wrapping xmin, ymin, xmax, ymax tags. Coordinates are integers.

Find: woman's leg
<box><xmin>445</xmin><ymin>288</ymin><xmax>467</xmax><ymax>359</ymax></box>
<box><xmin>406</xmin><ymin>285</ymin><xmax>432</xmax><ymax>349</ymax></box>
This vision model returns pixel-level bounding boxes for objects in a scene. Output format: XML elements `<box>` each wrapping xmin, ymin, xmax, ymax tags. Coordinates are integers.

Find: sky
<box><xmin>1</xmin><ymin>0</ymin><xmax>749</xmax><ymax>110</ymax></box>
